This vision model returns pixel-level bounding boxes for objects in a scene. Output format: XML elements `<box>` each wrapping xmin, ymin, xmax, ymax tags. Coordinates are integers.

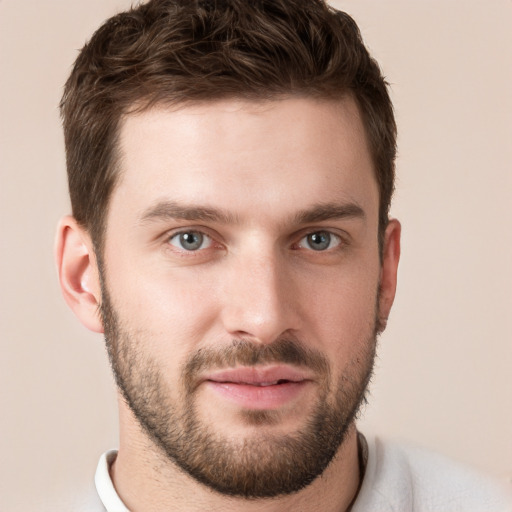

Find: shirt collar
<box><xmin>95</xmin><ymin>450</ymin><xmax>129</xmax><ymax>512</ymax></box>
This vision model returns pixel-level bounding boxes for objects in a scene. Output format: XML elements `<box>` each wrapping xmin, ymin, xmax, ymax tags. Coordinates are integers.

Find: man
<box><xmin>55</xmin><ymin>0</ymin><xmax>511</xmax><ymax>510</ymax></box>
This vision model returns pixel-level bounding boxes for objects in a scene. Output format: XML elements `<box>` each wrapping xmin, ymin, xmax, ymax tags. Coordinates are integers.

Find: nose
<box><xmin>219</xmin><ymin>248</ymin><xmax>302</xmax><ymax>344</ymax></box>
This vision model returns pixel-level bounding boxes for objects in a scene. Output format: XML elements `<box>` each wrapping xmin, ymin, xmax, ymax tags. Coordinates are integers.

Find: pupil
<box><xmin>308</xmin><ymin>232</ymin><xmax>330</xmax><ymax>251</ymax></box>
<box><xmin>181</xmin><ymin>232</ymin><xmax>202</xmax><ymax>250</ymax></box>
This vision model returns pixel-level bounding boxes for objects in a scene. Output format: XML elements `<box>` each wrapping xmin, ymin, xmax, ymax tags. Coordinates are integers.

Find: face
<box><xmin>99</xmin><ymin>97</ymin><xmax>392</xmax><ymax>497</ymax></box>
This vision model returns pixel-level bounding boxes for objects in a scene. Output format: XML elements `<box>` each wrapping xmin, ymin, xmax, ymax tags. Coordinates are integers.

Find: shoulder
<box><xmin>71</xmin><ymin>490</ymin><xmax>108</xmax><ymax>512</ymax></box>
<box><xmin>39</xmin><ymin>487</ymin><xmax>107</xmax><ymax>512</ymax></box>
<box><xmin>38</xmin><ymin>452</ymin><xmax>110</xmax><ymax>512</ymax></box>
<box><xmin>353</xmin><ymin>436</ymin><xmax>512</xmax><ymax>512</ymax></box>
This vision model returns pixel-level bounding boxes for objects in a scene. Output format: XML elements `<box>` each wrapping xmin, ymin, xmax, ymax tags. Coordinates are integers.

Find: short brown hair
<box><xmin>60</xmin><ymin>0</ymin><xmax>396</xmax><ymax>251</ymax></box>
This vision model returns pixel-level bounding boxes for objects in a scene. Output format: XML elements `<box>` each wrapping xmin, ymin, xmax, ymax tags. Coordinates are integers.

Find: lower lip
<box><xmin>205</xmin><ymin>381</ymin><xmax>309</xmax><ymax>410</ymax></box>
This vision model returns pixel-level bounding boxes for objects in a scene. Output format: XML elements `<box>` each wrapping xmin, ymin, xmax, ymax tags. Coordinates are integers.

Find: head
<box><xmin>57</xmin><ymin>0</ymin><xmax>400</xmax><ymax>501</ymax></box>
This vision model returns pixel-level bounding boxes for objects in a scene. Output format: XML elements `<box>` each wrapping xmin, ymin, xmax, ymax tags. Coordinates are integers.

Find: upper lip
<box><xmin>203</xmin><ymin>365</ymin><xmax>313</xmax><ymax>386</ymax></box>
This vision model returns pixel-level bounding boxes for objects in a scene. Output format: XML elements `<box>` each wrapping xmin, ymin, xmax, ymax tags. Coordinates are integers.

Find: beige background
<box><xmin>0</xmin><ymin>1</ymin><xmax>511</xmax><ymax>510</ymax></box>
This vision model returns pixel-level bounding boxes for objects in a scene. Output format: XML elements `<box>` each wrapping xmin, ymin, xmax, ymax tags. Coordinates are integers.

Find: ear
<box><xmin>55</xmin><ymin>216</ymin><xmax>104</xmax><ymax>333</ymax></box>
<box><xmin>378</xmin><ymin>219</ymin><xmax>401</xmax><ymax>332</ymax></box>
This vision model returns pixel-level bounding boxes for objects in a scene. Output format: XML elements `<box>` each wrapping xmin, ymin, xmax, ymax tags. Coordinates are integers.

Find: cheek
<box><xmin>106</xmin><ymin>260</ymin><xmax>222</xmax><ymax>362</ymax></box>
<box><xmin>301</xmin><ymin>260</ymin><xmax>380</xmax><ymax>356</ymax></box>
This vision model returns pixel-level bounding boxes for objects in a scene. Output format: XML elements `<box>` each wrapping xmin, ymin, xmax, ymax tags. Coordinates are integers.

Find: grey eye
<box><xmin>299</xmin><ymin>231</ymin><xmax>340</xmax><ymax>251</ymax></box>
<box><xmin>169</xmin><ymin>231</ymin><xmax>211</xmax><ymax>251</ymax></box>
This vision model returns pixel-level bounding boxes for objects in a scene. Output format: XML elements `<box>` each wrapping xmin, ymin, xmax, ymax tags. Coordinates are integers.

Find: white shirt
<box><xmin>351</xmin><ymin>436</ymin><xmax>512</xmax><ymax>512</ymax></box>
<box><xmin>94</xmin><ymin>437</ymin><xmax>512</xmax><ymax>512</ymax></box>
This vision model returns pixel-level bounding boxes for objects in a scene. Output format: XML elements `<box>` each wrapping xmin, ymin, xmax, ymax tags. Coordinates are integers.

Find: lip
<box><xmin>202</xmin><ymin>365</ymin><xmax>313</xmax><ymax>410</ymax></box>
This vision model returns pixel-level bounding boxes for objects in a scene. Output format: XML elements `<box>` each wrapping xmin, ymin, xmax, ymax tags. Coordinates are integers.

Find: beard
<box><xmin>100</xmin><ymin>283</ymin><xmax>379</xmax><ymax>499</ymax></box>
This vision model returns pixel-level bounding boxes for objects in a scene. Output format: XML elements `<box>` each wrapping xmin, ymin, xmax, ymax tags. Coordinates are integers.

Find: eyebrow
<box><xmin>139</xmin><ymin>200</ymin><xmax>365</xmax><ymax>226</ymax></box>
<box><xmin>294</xmin><ymin>202</ymin><xmax>365</xmax><ymax>224</ymax></box>
<box><xmin>139</xmin><ymin>201</ymin><xmax>238</xmax><ymax>224</ymax></box>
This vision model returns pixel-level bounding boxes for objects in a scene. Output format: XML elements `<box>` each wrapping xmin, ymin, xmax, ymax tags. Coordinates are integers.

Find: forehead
<box><xmin>113</xmin><ymin>96</ymin><xmax>378</xmax><ymax>226</ymax></box>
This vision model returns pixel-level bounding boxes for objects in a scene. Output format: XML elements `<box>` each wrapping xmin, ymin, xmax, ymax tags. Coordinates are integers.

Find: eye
<box><xmin>298</xmin><ymin>231</ymin><xmax>341</xmax><ymax>251</ymax></box>
<box><xmin>168</xmin><ymin>231</ymin><xmax>212</xmax><ymax>251</ymax></box>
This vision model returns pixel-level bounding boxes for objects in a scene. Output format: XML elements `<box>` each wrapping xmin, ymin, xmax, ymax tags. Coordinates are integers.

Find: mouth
<box><xmin>202</xmin><ymin>366</ymin><xmax>313</xmax><ymax>410</ymax></box>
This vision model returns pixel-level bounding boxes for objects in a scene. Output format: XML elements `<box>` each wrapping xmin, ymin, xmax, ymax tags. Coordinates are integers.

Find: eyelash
<box><xmin>166</xmin><ymin>229</ymin><xmax>218</xmax><ymax>253</ymax></box>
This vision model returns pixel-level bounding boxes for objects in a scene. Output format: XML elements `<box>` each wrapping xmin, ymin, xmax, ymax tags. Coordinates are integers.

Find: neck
<box><xmin>111</xmin><ymin>399</ymin><xmax>361</xmax><ymax>512</ymax></box>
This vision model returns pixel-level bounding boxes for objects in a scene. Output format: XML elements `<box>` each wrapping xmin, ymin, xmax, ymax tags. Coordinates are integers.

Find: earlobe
<box><xmin>378</xmin><ymin>219</ymin><xmax>401</xmax><ymax>332</ymax></box>
<box><xmin>55</xmin><ymin>216</ymin><xmax>104</xmax><ymax>333</ymax></box>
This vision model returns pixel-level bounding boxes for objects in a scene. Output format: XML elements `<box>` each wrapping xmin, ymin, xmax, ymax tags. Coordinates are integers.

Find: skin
<box><xmin>56</xmin><ymin>96</ymin><xmax>401</xmax><ymax>512</ymax></box>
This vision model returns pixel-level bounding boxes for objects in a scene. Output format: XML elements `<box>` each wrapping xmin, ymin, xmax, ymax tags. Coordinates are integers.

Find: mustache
<box><xmin>183</xmin><ymin>337</ymin><xmax>329</xmax><ymax>392</ymax></box>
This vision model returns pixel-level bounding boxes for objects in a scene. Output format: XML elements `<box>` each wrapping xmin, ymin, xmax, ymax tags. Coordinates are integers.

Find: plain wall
<box><xmin>0</xmin><ymin>1</ymin><xmax>510</xmax><ymax>510</ymax></box>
